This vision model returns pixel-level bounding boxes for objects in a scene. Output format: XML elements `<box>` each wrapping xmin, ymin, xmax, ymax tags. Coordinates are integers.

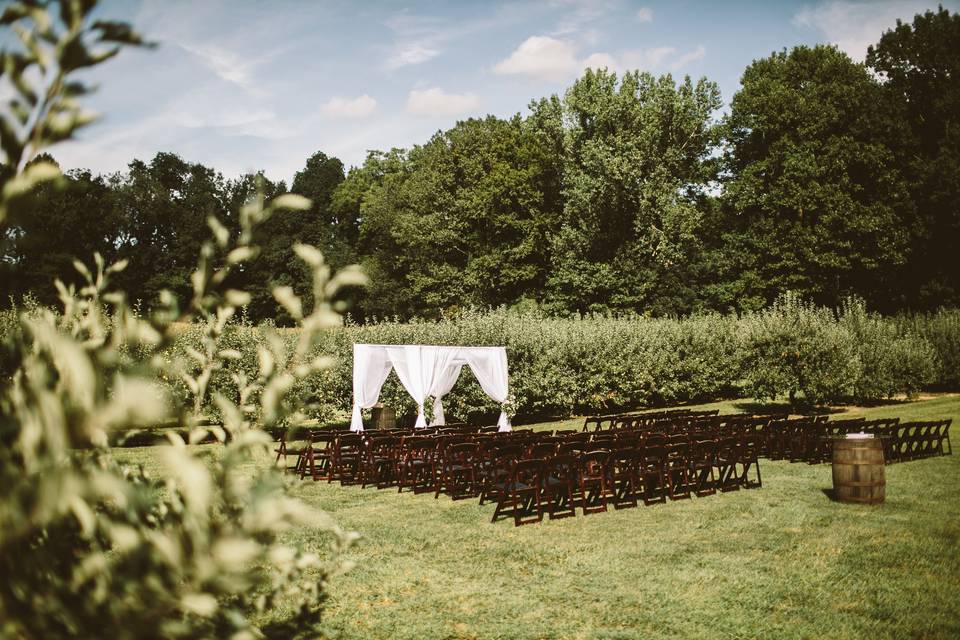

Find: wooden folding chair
<box><xmin>688</xmin><ymin>438</ymin><xmax>716</xmax><ymax>497</ymax></box>
<box><xmin>638</xmin><ymin>437</ymin><xmax>668</xmax><ymax>505</ymax></box>
<box><xmin>478</xmin><ymin>443</ymin><xmax>523</xmax><ymax>505</ymax></box>
<box><xmin>274</xmin><ymin>427</ymin><xmax>310</xmax><ymax>474</ymax></box>
<box><xmin>665</xmin><ymin>437</ymin><xmax>692</xmax><ymax>500</ymax></box>
<box><xmin>609</xmin><ymin>448</ymin><xmax>640</xmax><ymax>509</ymax></box>
<box><xmin>491</xmin><ymin>458</ymin><xmax>544</xmax><ymax>526</ymax></box>
<box><xmin>434</xmin><ymin>442</ymin><xmax>480</xmax><ymax>500</ymax></box>
<box><xmin>579</xmin><ymin>450</ymin><xmax>612</xmax><ymax>515</ymax></box>
<box><xmin>396</xmin><ymin>437</ymin><xmax>437</xmax><ymax>494</ymax></box>
<box><xmin>359</xmin><ymin>435</ymin><xmax>399</xmax><ymax>488</ymax></box>
<box><xmin>715</xmin><ymin>436</ymin><xmax>742</xmax><ymax>492</ymax></box>
<box><xmin>300</xmin><ymin>429</ymin><xmax>336</xmax><ymax>481</ymax></box>
<box><xmin>901</xmin><ymin>423</ymin><xmax>922</xmax><ymax>460</ymax></box>
<box><xmin>541</xmin><ymin>454</ymin><xmax>579</xmax><ymax>519</ymax></box>
<box><xmin>739</xmin><ymin>433</ymin><xmax>762</xmax><ymax>489</ymax></box>
<box><xmin>936</xmin><ymin>419</ymin><xmax>953</xmax><ymax>456</ymax></box>
<box><xmin>328</xmin><ymin>433</ymin><xmax>363</xmax><ymax>484</ymax></box>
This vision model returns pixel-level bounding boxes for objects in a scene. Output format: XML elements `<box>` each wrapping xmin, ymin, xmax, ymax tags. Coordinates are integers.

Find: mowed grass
<box><xmin>117</xmin><ymin>396</ymin><xmax>960</xmax><ymax>639</ymax></box>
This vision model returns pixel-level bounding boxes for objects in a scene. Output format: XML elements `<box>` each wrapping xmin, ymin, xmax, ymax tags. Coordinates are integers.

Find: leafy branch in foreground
<box><xmin>0</xmin><ymin>2</ymin><xmax>365</xmax><ymax>638</ymax></box>
<box><xmin>0</xmin><ymin>0</ymin><xmax>150</xmax><ymax>228</ymax></box>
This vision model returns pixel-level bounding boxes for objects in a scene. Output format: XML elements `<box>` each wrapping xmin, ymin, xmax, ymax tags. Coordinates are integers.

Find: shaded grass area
<box><xmin>117</xmin><ymin>396</ymin><xmax>960</xmax><ymax>639</ymax></box>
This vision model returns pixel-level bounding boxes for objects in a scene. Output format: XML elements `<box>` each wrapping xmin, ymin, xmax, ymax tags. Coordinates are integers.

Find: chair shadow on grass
<box><xmin>821</xmin><ymin>488</ymin><xmax>838</xmax><ymax>502</ymax></box>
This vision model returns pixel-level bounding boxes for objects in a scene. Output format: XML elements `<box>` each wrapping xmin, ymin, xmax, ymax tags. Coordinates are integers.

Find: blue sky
<box><xmin>47</xmin><ymin>0</ymin><xmax>959</xmax><ymax>183</ymax></box>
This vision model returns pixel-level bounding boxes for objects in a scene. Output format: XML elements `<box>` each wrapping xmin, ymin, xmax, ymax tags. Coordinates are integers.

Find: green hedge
<box><xmin>149</xmin><ymin>297</ymin><xmax>953</xmax><ymax>425</ymax></box>
<box><xmin>4</xmin><ymin>297</ymin><xmax>952</xmax><ymax>424</ymax></box>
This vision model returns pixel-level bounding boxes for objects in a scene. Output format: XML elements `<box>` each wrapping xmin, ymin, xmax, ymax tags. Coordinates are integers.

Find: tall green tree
<box><xmin>222</xmin><ymin>171</ymin><xmax>290</xmax><ymax>322</ymax></box>
<box><xmin>339</xmin><ymin>149</ymin><xmax>410</xmax><ymax>318</ymax></box>
<box><xmin>540</xmin><ymin>69</ymin><xmax>722</xmax><ymax>315</ymax></box>
<box><xmin>1</xmin><ymin>156</ymin><xmax>121</xmax><ymax>305</ymax></box>
<box><xmin>867</xmin><ymin>6</ymin><xmax>960</xmax><ymax>308</ymax></box>
<box><xmin>291</xmin><ymin>151</ymin><xmax>350</xmax><ymax>266</ymax></box>
<box><xmin>110</xmin><ymin>153</ymin><xmax>230</xmax><ymax>307</ymax></box>
<box><xmin>356</xmin><ymin>117</ymin><xmax>563</xmax><ymax>318</ymax></box>
<box><xmin>718</xmin><ymin>45</ymin><xmax>913</xmax><ymax>311</ymax></box>
<box><xmin>229</xmin><ymin>151</ymin><xmax>348</xmax><ymax>324</ymax></box>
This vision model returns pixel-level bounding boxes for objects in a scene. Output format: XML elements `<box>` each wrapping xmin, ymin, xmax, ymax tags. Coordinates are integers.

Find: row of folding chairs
<box><xmin>765</xmin><ymin>417</ymin><xmax>860</xmax><ymax>462</ymax></box>
<box><xmin>486</xmin><ymin>435</ymin><xmax>762</xmax><ymax>526</ymax></box>
<box><xmin>579</xmin><ymin>411</ymin><xmax>953</xmax><ymax>466</ymax></box>
<box><xmin>583</xmin><ymin>409</ymin><xmax>725</xmax><ymax>432</ymax></box>
<box><xmin>877</xmin><ymin>420</ymin><xmax>953</xmax><ymax>463</ymax></box>
<box><xmin>761</xmin><ymin>417</ymin><xmax>953</xmax><ymax>465</ymax></box>
<box><xmin>277</xmin><ymin>427</ymin><xmax>762</xmax><ymax>526</ymax></box>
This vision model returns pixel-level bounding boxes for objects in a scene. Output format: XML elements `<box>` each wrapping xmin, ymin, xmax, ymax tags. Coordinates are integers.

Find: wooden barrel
<box><xmin>832</xmin><ymin>437</ymin><xmax>885</xmax><ymax>505</ymax></box>
<box><xmin>370</xmin><ymin>404</ymin><xmax>396</xmax><ymax>430</ymax></box>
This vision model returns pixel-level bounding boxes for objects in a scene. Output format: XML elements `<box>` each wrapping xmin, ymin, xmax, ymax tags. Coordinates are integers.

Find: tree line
<box><xmin>3</xmin><ymin>7</ymin><xmax>957</xmax><ymax>323</ymax></box>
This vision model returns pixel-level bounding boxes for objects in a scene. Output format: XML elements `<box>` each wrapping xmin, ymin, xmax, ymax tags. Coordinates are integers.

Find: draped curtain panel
<box><xmin>349</xmin><ymin>344</ymin><xmax>511</xmax><ymax>432</ymax></box>
<box><xmin>350</xmin><ymin>344</ymin><xmax>394</xmax><ymax>432</ymax></box>
<box><xmin>428</xmin><ymin>363</ymin><xmax>463</xmax><ymax>427</ymax></box>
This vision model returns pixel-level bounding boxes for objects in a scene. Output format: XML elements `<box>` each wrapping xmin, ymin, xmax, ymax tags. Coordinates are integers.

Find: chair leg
<box><xmin>694</xmin><ymin>465</ymin><xmax>716</xmax><ymax>497</ymax></box>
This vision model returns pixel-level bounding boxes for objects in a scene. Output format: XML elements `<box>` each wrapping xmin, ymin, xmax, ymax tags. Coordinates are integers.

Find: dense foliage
<box><xmin>0</xmin><ymin>2</ymin><xmax>361</xmax><ymax>638</ymax></box>
<box><xmin>3</xmin><ymin>7</ymin><xmax>958</xmax><ymax>321</ymax></box>
<box><xmin>116</xmin><ymin>298</ymin><xmax>948</xmax><ymax>428</ymax></box>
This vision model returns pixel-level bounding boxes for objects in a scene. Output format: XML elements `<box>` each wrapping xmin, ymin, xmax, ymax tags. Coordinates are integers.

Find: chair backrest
<box><xmin>545</xmin><ymin>454</ymin><xmax>578</xmax><ymax>482</ymax></box>
<box><xmin>557</xmin><ymin>442</ymin><xmax>586</xmax><ymax>457</ymax></box>
<box><xmin>487</xmin><ymin>443</ymin><xmax>524</xmax><ymax>462</ymax></box>
<box><xmin>512</xmin><ymin>458</ymin><xmax>545</xmax><ymax>486</ymax></box>
<box><xmin>445</xmin><ymin>442</ymin><xmax>480</xmax><ymax>464</ymax></box>
<box><xmin>609</xmin><ymin>447</ymin><xmax>640</xmax><ymax>474</ymax></box>
<box><xmin>307</xmin><ymin>429</ymin><xmax>337</xmax><ymax>447</ymax></box>
<box><xmin>402</xmin><ymin>437</ymin><xmax>437</xmax><ymax>461</ymax></box>
<box><xmin>580</xmin><ymin>449</ymin><xmax>611</xmax><ymax>475</ymax></box>
<box><xmin>526</xmin><ymin>442</ymin><xmax>557</xmax><ymax>459</ymax></box>
<box><xmin>364</xmin><ymin>435</ymin><xmax>397</xmax><ymax>456</ymax></box>
<box><xmin>335</xmin><ymin>433</ymin><xmax>363</xmax><ymax>450</ymax></box>
<box><xmin>643</xmin><ymin>433</ymin><xmax>667</xmax><ymax>449</ymax></box>
<box><xmin>690</xmin><ymin>438</ymin><xmax>716</xmax><ymax>462</ymax></box>
<box><xmin>584</xmin><ymin>415</ymin><xmax>620</xmax><ymax>431</ymax></box>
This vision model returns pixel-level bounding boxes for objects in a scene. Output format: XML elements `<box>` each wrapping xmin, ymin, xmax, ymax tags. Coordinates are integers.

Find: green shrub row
<box><xmin>138</xmin><ymin>295</ymin><xmax>953</xmax><ymax>425</ymax></box>
<box><xmin>4</xmin><ymin>295</ymin><xmax>952</xmax><ymax>424</ymax></box>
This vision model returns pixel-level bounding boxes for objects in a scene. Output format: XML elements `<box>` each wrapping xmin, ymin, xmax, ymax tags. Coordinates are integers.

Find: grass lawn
<box><xmin>118</xmin><ymin>395</ymin><xmax>960</xmax><ymax>639</ymax></box>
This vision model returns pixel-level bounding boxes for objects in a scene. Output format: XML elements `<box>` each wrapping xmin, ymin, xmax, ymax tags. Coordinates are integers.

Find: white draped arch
<box><xmin>350</xmin><ymin>343</ymin><xmax>511</xmax><ymax>432</ymax></box>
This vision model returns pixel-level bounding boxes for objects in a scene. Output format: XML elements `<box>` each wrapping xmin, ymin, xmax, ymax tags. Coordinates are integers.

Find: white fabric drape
<box><xmin>462</xmin><ymin>348</ymin><xmax>511</xmax><ymax>431</ymax></box>
<box><xmin>384</xmin><ymin>345</ymin><xmax>432</xmax><ymax>429</ymax></box>
<box><xmin>428</xmin><ymin>362</ymin><xmax>463</xmax><ymax>426</ymax></box>
<box><xmin>350</xmin><ymin>344</ymin><xmax>394</xmax><ymax>431</ymax></box>
<box><xmin>349</xmin><ymin>344</ymin><xmax>511</xmax><ymax>432</ymax></box>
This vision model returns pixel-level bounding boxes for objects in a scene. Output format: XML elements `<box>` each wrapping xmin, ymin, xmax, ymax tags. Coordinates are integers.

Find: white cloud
<box><xmin>386</xmin><ymin>43</ymin><xmax>440</xmax><ymax>69</ymax></box>
<box><xmin>669</xmin><ymin>44</ymin><xmax>706</xmax><ymax>70</ymax></box>
<box><xmin>178</xmin><ymin>42</ymin><xmax>253</xmax><ymax>88</ymax></box>
<box><xmin>320</xmin><ymin>95</ymin><xmax>377</xmax><ymax>119</ymax></box>
<box><xmin>382</xmin><ymin>8</ymin><xmax>526</xmax><ymax>70</ymax></box>
<box><xmin>493</xmin><ymin>35</ymin><xmax>581</xmax><ymax>81</ymax></box>
<box><xmin>496</xmin><ymin>35</ymin><xmax>705</xmax><ymax>81</ymax></box>
<box><xmin>552</xmin><ymin>0</ymin><xmax>621</xmax><ymax>37</ymax></box>
<box><xmin>406</xmin><ymin>88</ymin><xmax>480</xmax><ymax>117</ymax></box>
<box><xmin>636</xmin><ymin>7</ymin><xmax>653</xmax><ymax>23</ymax></box>
<box><xmin>581</xmin><ymin>52</ymin><xmax>620</xmax><ymax>72</ymax></box>
<box><xmin>176</xmin><ymin>40</ymin><xmax>291</xmax><ymax>100</ymax></box>
<box><xmin>792</xmin><ymin>0</ymin><xmax>958</xmax><ymax>62</ymax></box>
<box><xmin>621</xmin><ymin>46</ymin><xmax>676</xmax><ymax>70</ymax></box>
